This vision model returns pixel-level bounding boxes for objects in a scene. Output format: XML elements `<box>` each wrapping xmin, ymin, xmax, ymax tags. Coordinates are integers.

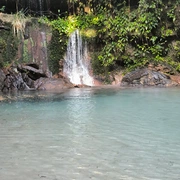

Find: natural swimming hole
<box><xmin>0</xmin><ymin>87</ymin><xmax>180</xmax><ymax>180</ymax></box>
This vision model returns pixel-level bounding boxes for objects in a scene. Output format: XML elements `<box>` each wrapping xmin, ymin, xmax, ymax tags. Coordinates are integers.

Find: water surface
<box><xmin>0</xmin><ymin>87</ymin><xmax>180</xmax><ymax>180</ymax></box>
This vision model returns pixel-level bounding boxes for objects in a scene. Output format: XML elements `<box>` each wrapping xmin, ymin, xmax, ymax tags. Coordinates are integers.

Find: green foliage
<box><xmin>161</xmin><ymin>27</ymin><xmax>174</xmax><ymax>37</ymax></box>
<box><xmin>91</xmin><ymin>52</ymin><xmax>106</xmax><ymax>75</ymax></box>
<box><xmin>167</xmin><ymin>6</ymin><xmax>176</xmax><ymax>22</ymax></box>
<box><xmin>0</xmin><ymin>30</ymin><xmax>18</xmax><ymax>68</ymax></box>
<box><xmin>0</xmin><ymin>6</ymin><xmax>5</xmax><ymax>12</ymax></box>
<box><xmin>21</xmin><ymin>39</ymin><xmax>31</xmax><ymax>64</ymax></box>
<box><xmin>48</xmin><ymin>30</ymin><xmax>63</xmax><ymax>74</ymax></box>
<box><xmin>39</xmin><ymin>14</ymin><xmax>100</xmax><ymax>74</ymax></box>
<box><xmin>40</xmin><ymin>0</ymin><xmax>180</xmax><ymax>76</ymax></box>
<box><xmin>96</xmin><ymin>8</ymin><xmax>129</xmax><ymax>67</ymax></box>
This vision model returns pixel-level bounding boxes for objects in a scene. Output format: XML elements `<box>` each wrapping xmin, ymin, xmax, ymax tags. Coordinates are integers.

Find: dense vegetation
<box><xmin>1</xmin><ymin>0</ymin><xmax>180</xmax><ymax>77</ymax></box>
<box><xmin>41</xmin><ymin>0</ymin><xmax>180</xmax><ymax>75</ymax></box>
<box><xmin>0</xmin><ymin>26</ymin><xmax>18</xmax><ymax>68</ymax></box>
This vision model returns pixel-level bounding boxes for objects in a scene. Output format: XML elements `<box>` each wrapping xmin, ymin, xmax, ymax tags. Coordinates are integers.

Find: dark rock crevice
<box><xmin>0</xmin><ymin>63</ymin><xmax>73</xmax><ymax>92</ymax></box>
<box><xmin>17</xmin><ymin>64</ymin><xmax>48</xmax><ymax>80</ymax></box>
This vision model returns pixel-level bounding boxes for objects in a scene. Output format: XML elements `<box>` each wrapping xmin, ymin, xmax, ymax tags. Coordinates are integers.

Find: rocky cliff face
<box><xmin>18</xmin><ymin>20</ymin><xmax>52</xmax><ymax>76</ymax></box>
<box><xmin>0</xmin><ymin>15</ymin><xmax>74</xmax><ymax>92</ymax></box>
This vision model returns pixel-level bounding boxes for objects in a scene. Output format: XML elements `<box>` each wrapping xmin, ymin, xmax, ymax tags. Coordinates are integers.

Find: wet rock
<box><xmin>0</xmin><ymin>62</ymin><xmax>74</xmax><ymax>92</ymax></box>
<box><xmin>2</xmin><ymin>70</ymin><xmax>33</xmax><ymax>92</ymax></box>
<box><xmin>121</xmin><ymin>68</ymin><xmax>177</xmax><ymax>87</ymax></box>
<box><xmin>34</xmin><ymin>77</ymin><xmax>73</xmax><ymax>90</ymax></box>
<box><xmin>73</xmin><ymin>84</ymin><xmax>91</xmax><ymax>88</ymax></box>
<box><xmin>1</xmin><ymin>63</ymin><xmax>47</xmax><ymax>92</ymax></box>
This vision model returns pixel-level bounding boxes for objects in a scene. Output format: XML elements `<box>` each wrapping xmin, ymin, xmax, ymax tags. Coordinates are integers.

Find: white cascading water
<box><xmin>63</xmin><ymin>30</ymin><xmax>94</xmax><ymax>86</ymax></box>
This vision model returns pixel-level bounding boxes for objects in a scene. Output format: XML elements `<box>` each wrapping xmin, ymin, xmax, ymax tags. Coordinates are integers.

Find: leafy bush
<box><xmin>40</xmin><ymin>0</ymin><xmax>180</xmax><ymax>75</ymax></box>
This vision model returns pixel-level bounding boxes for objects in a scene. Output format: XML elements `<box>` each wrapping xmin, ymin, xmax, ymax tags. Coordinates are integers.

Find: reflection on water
<box><xmin>66</xmin><ymin>89</ymin><xmax>95</xmax><ymax>137</ymax></box>
<box><xmin>0</xmin><ymin>87</ymin><xmax>180</xmax><ymax>180</ymax></box>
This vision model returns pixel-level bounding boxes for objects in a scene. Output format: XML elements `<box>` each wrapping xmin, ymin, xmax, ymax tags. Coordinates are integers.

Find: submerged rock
<box><xmin>121</xmin><ymin>68</ymin><xmax>177</xmax><ymax>87</ymax></box>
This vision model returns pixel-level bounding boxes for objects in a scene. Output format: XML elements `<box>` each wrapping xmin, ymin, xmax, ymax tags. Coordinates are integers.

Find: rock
<box><xmin>0</xmin><ymin>25</ymin><xmax>10</xmax><ymax>31</ymax></box>
<box><xmin>121</xmin><ymin>68</ymin><xmax>177</xmax><ymax>87</ymax></box>
<box><xmin>148</xmin><ymin>63</ymin><xmax>175</xmax><ymax>75</ymax></box>
<box><xmin>0</xmin><ymin>95</ymin><xmax>5</xmax><ymax>101</ymax></box>
<box><xmin>17</xmin><ymin>63</ymin><xmax>48</xmax><ymax>80</ymax></box>
<box><xmin>2</xmin><ymin>70</ymin><xmax>33</xmax><ymax>92</ymax></box>
<box><xmin>0</xmin><ymin>62</ymin><xmax>74</xmax><ymax>92</ymax></box>
<box><xmin>112</xmin><ymin>72</ymin><xmax>123</xmax><ymax>85</ymax></box>
<box><xmin>73</xmin><ymin>84</ymin><xmax>91</xmax><ymax>88</ymax></box>
<box><xmin>93</xmin><ymin>78</ymin><xmax>103</xmax><ymax>86</ymax></box>
<box><xmin>1</xmin><ymin>63</ymin><xmax>46</xmax><ymax>92</ymax></box>
<box><xmin>34</xmin><ymin>77</ymin><xmax>73</xmax><ymax>90</ymax></box>
<box><xmin>0</xmin><ymin>69</ymin><xmax>6</xmax><ymax>90</ymax></box>
<box><xmin>169</xmin><ymin>75</ymin><xmax>180</xmax><ymax>85</ymax></box>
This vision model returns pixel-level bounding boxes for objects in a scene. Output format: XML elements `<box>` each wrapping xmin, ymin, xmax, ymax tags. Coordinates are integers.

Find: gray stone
<box><xmin>121</xmin><ymin>68</ymin><xmax>176</xmax><ymax>87</ymax></box>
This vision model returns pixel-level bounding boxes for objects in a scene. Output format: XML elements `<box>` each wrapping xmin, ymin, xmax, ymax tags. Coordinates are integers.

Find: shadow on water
<box><xmin>0</xmin><ymin>86</ymin><xmax>122</xmax><ymax>103</ymax></box>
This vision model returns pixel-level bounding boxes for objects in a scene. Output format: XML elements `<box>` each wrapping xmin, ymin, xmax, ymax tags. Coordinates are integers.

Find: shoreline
<box><xmin>1</xmin><ymin>85</ymin><xmax>180</xmax><ymax>103</ymax></box>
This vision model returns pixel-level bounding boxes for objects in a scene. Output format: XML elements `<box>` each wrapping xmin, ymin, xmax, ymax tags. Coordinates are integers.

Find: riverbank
<box><xmin>1</xmin><ymin>82</ymin><xmax>180</xmax><ymax>103</ymax></box>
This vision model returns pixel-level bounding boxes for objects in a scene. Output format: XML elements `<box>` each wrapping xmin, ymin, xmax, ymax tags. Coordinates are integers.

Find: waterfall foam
<box><xmin>63</xmin><ymin>30</ymin><xmax>94</xmax><ymax>86</ymax></box>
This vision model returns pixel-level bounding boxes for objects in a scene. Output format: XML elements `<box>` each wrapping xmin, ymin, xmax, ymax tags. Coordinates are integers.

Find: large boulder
<box><xmin>34</xmin><ymin>77</ymin><xmax>73</xmax><ymax>90</ymax></box>
<box><xmin>121</xmin><ymin>68</ymin><xmax>177</xmax><ymax>87</ymax></box>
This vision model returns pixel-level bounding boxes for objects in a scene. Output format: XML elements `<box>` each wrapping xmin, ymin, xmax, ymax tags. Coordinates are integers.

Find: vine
<box><xmin>39</xmin><ymin>0</ymin><xmax>180</xmax><ymax>76</ymax></box>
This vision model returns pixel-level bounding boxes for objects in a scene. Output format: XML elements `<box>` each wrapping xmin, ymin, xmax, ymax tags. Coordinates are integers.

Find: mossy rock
<box><xmin>0</xmin><ymin>23</ymin><xmax>18</xmax><ymax>68</ymax></box>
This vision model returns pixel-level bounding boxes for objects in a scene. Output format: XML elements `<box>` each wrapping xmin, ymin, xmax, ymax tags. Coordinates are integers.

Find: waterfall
<box><xmin>63</xmin><ymin>30</ymin><xmax>94</xmax><ymax>86</ymax></box>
